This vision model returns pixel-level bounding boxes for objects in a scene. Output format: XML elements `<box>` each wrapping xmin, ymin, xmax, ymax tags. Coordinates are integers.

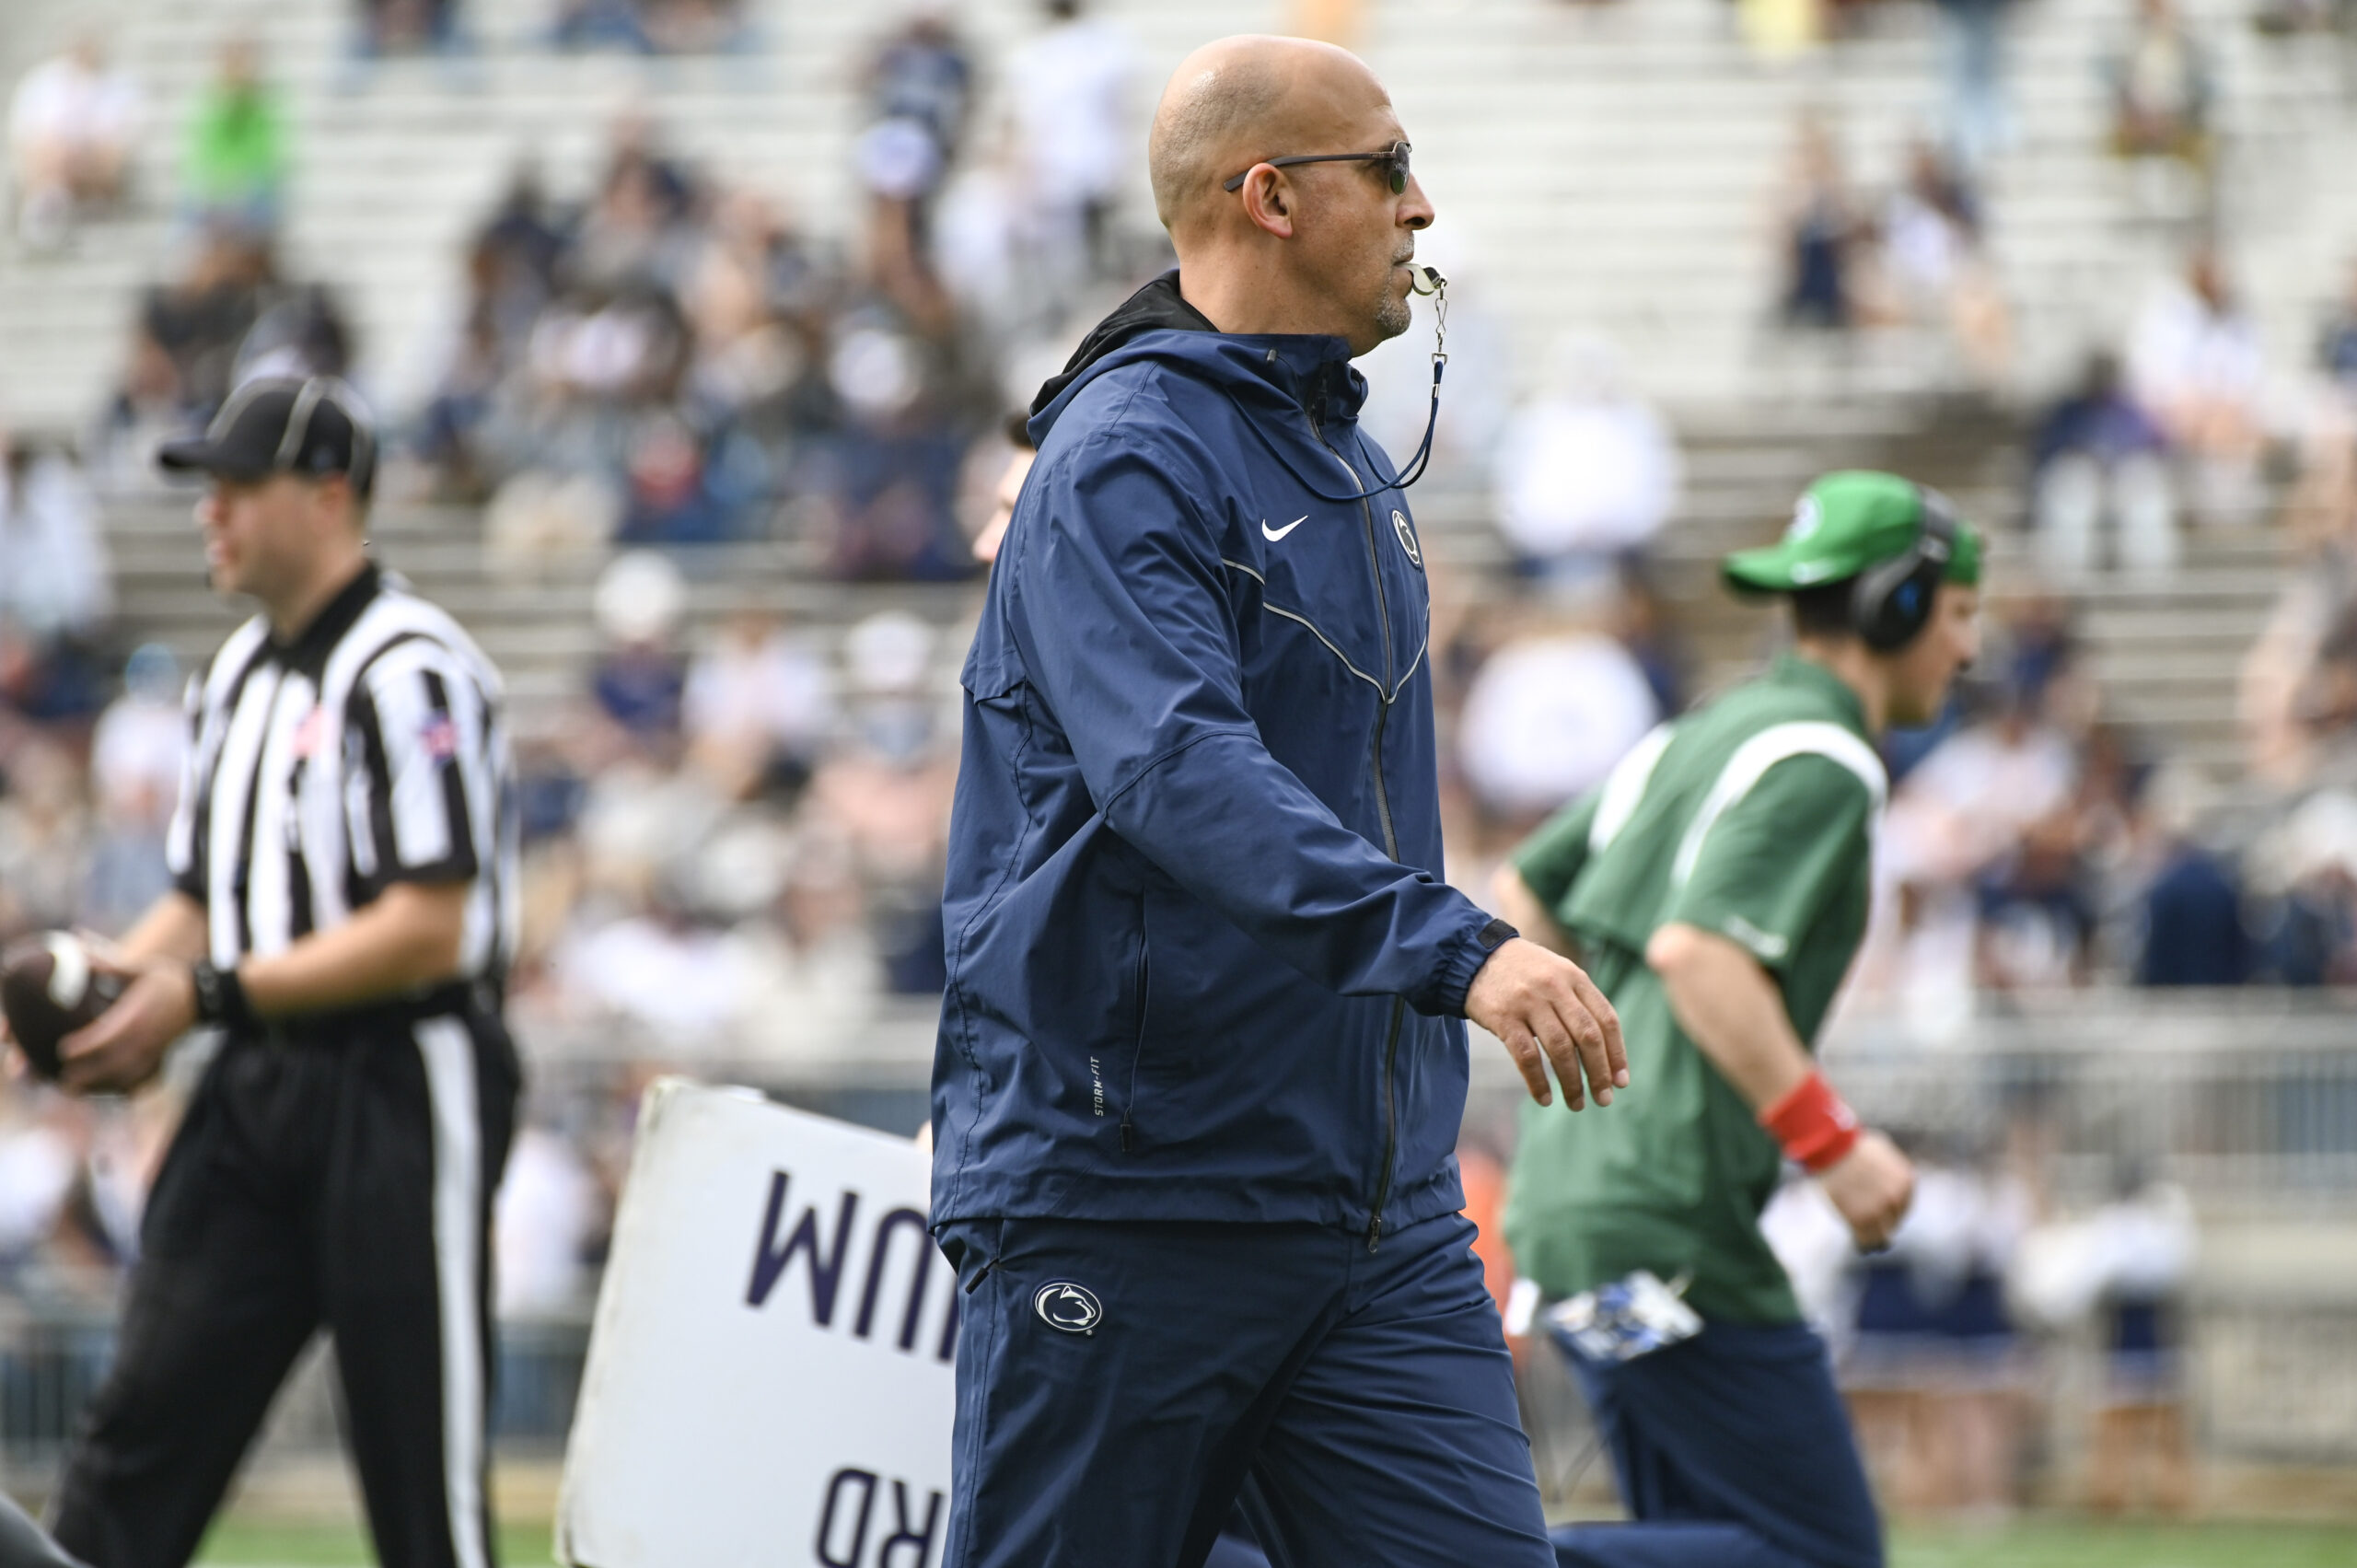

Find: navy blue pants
<box><xmin>935</xmin><ymin>1212</ymin><xmax>1553</xmax><ymax>1568</ymax></box>
<box><xmin>1549</xmin><ymin>1319</ymin><xmax>1883</xmax><ymax>1568</ymax></box>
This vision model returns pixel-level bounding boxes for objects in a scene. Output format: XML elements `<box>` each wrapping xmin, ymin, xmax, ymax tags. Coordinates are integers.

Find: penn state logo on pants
<box><xmin>1034</xmin><ymin>1283</ymin><xmax>1103</xmax><ymax>1335</ymax></box>
<box><xmin>1392</xmin><ymin>509</ymin><xmax>1422</xmax><ymax>569</ymax></box>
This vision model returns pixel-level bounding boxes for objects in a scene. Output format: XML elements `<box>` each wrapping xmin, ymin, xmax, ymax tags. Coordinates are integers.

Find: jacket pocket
<box><xmin>1114</xmin><ymin>906</ymin><xmax>1150</xmax><ymax>1154</ymax></box>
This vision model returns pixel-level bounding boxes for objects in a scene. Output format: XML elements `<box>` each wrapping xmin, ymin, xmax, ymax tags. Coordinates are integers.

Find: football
<box><xmin>0</xmin><ymin>934</ymin><xmax>126</xmax><ymax>1083</ymax></box>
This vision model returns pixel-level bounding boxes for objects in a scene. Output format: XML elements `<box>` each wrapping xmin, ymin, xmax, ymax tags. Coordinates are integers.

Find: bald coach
<box><xmin>929</xmin><ymin>35</ymin><xmax>1626</xmax><ymax>1568</ymax></box>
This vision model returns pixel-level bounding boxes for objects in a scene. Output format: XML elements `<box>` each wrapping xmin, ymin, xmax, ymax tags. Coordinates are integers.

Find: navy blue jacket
<box><xmin>931</xmin><ymin>277</ymin><xmax>1507</xmax><ymax>1240</ymax></box>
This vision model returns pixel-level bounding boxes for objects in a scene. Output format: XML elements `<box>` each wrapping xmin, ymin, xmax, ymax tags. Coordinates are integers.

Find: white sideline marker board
<box><xmin>558</xmin><ymin>1079</ymin><xmax>956</xmax><ymax>1568</ymax></box>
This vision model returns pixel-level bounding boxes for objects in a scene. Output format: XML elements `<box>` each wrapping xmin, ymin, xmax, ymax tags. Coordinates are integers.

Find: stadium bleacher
<box><xmin>3</xmin><ymin>0</ymin><xmax>2351</xmax><ymax>777</ymax></box>
<box><xmin>5</xmin><ymin>0</ymin><xmax>2357</xmax><ymax>1532</ymax></box>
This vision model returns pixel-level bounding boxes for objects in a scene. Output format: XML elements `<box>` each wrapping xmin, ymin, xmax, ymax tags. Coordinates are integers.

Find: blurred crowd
<box><xmin>413</xmin><ymin>1</ymin><xmax>1133</xmax><ymax>577</ymax></box>
<box><xmin>10</xmin><ymin>33</ymin><xmax>284</xmax><ymax>254</ymax></box>
<box><xmin>518</xmin><ymin>552</ymin><xmax>956</xmax><ymax>1035</ymax></box>
<box><xmin>2</xmin><ymin>0</ymin><xmax>2357</xmax><ymax>1425</ymax></box>
<box><xmin>1466</xmin><ymin>1100</ymin><xmax>2202</xmax><ymax>1518</ymax></box>
<box><xmin>354</xmin><ymin>0</ymin><xmax>752</xmax><ymax>62</ymax></box>
<box><xmin>1853</xmin><ymin>591</ymin><xmax>2274</xmax><ymax>1008</ymax></box>
<box><xmin>0</xmin><ymin>0</ymin><xmax>1149</xmax><ymax>1340</ymax></box>
<box><xmin>1761</xmin><ymin>1142</ymin><xmax>2200</xmax><ymax>1517</ymax></box>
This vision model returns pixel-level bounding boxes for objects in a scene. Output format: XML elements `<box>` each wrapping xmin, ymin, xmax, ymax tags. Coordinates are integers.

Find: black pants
<box><xmin>52</xmin><ymin>1012</ymin><xmax>520</xmax><ymax>1568</ymax></box>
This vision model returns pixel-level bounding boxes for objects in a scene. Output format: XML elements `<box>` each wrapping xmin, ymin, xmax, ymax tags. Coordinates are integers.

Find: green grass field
<box><xmin>195</xmin><ymin>1520</ymin><xmax>554</xmax><ymax>1566</ymax></box>
<box><xmin>1891</xmin><ymin>1520</ymin><xmax>2357</xmax><ymax>1568</ymax></box>
<box><xmin>188</xmin><ymin>1516</ymin><xmax>2357</xmax><ymax>1567</ymax></box>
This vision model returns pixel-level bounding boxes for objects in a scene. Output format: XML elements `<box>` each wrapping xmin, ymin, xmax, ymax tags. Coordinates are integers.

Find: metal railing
<box><xmin>3</xmin><ymin>992</ymin><xmax>2353</xmax><ymax>1481</ymax></box>
<box><xmin>1817</xmin><ymin>993</ymin><xmax>2357</xmax><ymax>1212</ymax></box>
<box><xmin>0</xmin><ymin>1312</ymin><xmax>595</xmax><ymax>1478</ymax></box>
<box><xmin>1460</xmin><ymin>991</ymin><xmax>2357</xmax><ymax>1213</ymax></box>
<box><xmin>516</xmin><ymin>992</ymin><xmax>2357</xmax><ymax>1217</ymax></box>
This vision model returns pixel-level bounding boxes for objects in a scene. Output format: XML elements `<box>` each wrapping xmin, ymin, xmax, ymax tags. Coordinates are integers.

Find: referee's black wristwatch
<box><xmin>189</xmin><ymin>959</ymin><xmax>260</xmax><ymax>1034</ymax></box>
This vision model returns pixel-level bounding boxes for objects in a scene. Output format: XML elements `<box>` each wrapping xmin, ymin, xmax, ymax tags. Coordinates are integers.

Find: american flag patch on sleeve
<box><xmin>420</xmin><ymin>714</ymin><xmax>459</xmax><ymax>760</ymax></box>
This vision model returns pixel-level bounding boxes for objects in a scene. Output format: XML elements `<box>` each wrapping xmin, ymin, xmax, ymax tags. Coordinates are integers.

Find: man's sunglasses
<box><xmin>1222</xmin><ymin>141</ymin><xmax>1412</xmax><ymax>195</ymax></box>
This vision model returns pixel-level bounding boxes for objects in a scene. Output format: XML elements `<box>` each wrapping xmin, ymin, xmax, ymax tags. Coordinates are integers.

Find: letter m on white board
<box><xmin>745</xmin><ymin>1169</ymin><xmax>860</xmax><ymax>1324</ymax></box>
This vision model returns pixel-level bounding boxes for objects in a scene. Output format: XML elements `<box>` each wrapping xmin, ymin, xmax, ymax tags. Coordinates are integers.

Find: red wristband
<box><xmin>1758</xmin><ymin>1072</ymin><xmax>1860</xmax><ymax>1174</ymax></box>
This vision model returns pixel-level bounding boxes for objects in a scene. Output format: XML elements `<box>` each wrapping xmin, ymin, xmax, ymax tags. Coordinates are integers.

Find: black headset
<box><xmin>1851</xmin><ymin>486</ymin><xmax>1959</xmax><ymax>651</ymax></box>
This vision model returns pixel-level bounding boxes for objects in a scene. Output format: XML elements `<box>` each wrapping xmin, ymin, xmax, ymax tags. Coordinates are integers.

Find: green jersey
<box><xmin>1501</xmin><ymin>654</ymin><xmax>1885</xmax><ymax>1324</ymax></box>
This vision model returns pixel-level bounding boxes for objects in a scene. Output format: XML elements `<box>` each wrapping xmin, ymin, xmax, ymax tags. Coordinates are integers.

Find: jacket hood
<box><xmin>1027</xmin><ymin>270</ymin><xmax>1367</xmax><ymax>446</ymax></box>
<box><xmin>1028</xmin><ymin>271</ymin><xmax>1214</xmax><ymax>420</ymax></box>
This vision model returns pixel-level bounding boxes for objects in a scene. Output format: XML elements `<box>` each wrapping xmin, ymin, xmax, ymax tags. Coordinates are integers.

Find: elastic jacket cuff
<box><xmin>1428</xmin><ymin>914</ymin><xmax>1520</xmax><ymax>1018</ymax></box>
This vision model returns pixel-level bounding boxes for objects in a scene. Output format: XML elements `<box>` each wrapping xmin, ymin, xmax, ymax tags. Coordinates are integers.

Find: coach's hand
<box><xmin>58</xmin><ymin>958</ymin><xmax>195</xmax><ymax>1097</ymax></box>
<box><xmin>1466</xmin><ymin>938</ymin><xmax>1628</xmax><ymax>1110</ymax></box>
<box><xmin>1818</xmin><ymin>1130</ymin><xmax>1915</xmax><ymax>1251</ymax></box>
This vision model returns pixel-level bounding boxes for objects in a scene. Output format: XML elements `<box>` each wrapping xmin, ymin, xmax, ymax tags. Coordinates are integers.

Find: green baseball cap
<box><xmin>1722</xmin><ymin>470</ymin><xmax>1982</xmax><ymax>596</ymax></box>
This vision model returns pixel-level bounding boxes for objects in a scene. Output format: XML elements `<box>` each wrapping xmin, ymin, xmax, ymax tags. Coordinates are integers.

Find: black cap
<box><xmin>157</xmin><ymin>377</ymin><xmax>377</xmax><ymax>499</ymax></box>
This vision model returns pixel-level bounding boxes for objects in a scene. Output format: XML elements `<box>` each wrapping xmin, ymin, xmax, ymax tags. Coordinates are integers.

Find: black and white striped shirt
<box><xmin>166</xmin><ymin>563</ymin><xmax>519</xmax><ymax>1001</ymax></box>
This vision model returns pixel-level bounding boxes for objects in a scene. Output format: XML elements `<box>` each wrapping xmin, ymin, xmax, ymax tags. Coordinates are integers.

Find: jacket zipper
<box><xmin>1313</xmin><ymin>402</ymin><xmax>1406</xmax><ymax>1252</ymax></box>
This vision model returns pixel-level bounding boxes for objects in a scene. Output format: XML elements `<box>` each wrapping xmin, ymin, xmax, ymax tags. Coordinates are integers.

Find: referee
<box><xmin>43</xmin><ymin>378</ymin><xmax>520</xmax><ymax>1568</ymax></box>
